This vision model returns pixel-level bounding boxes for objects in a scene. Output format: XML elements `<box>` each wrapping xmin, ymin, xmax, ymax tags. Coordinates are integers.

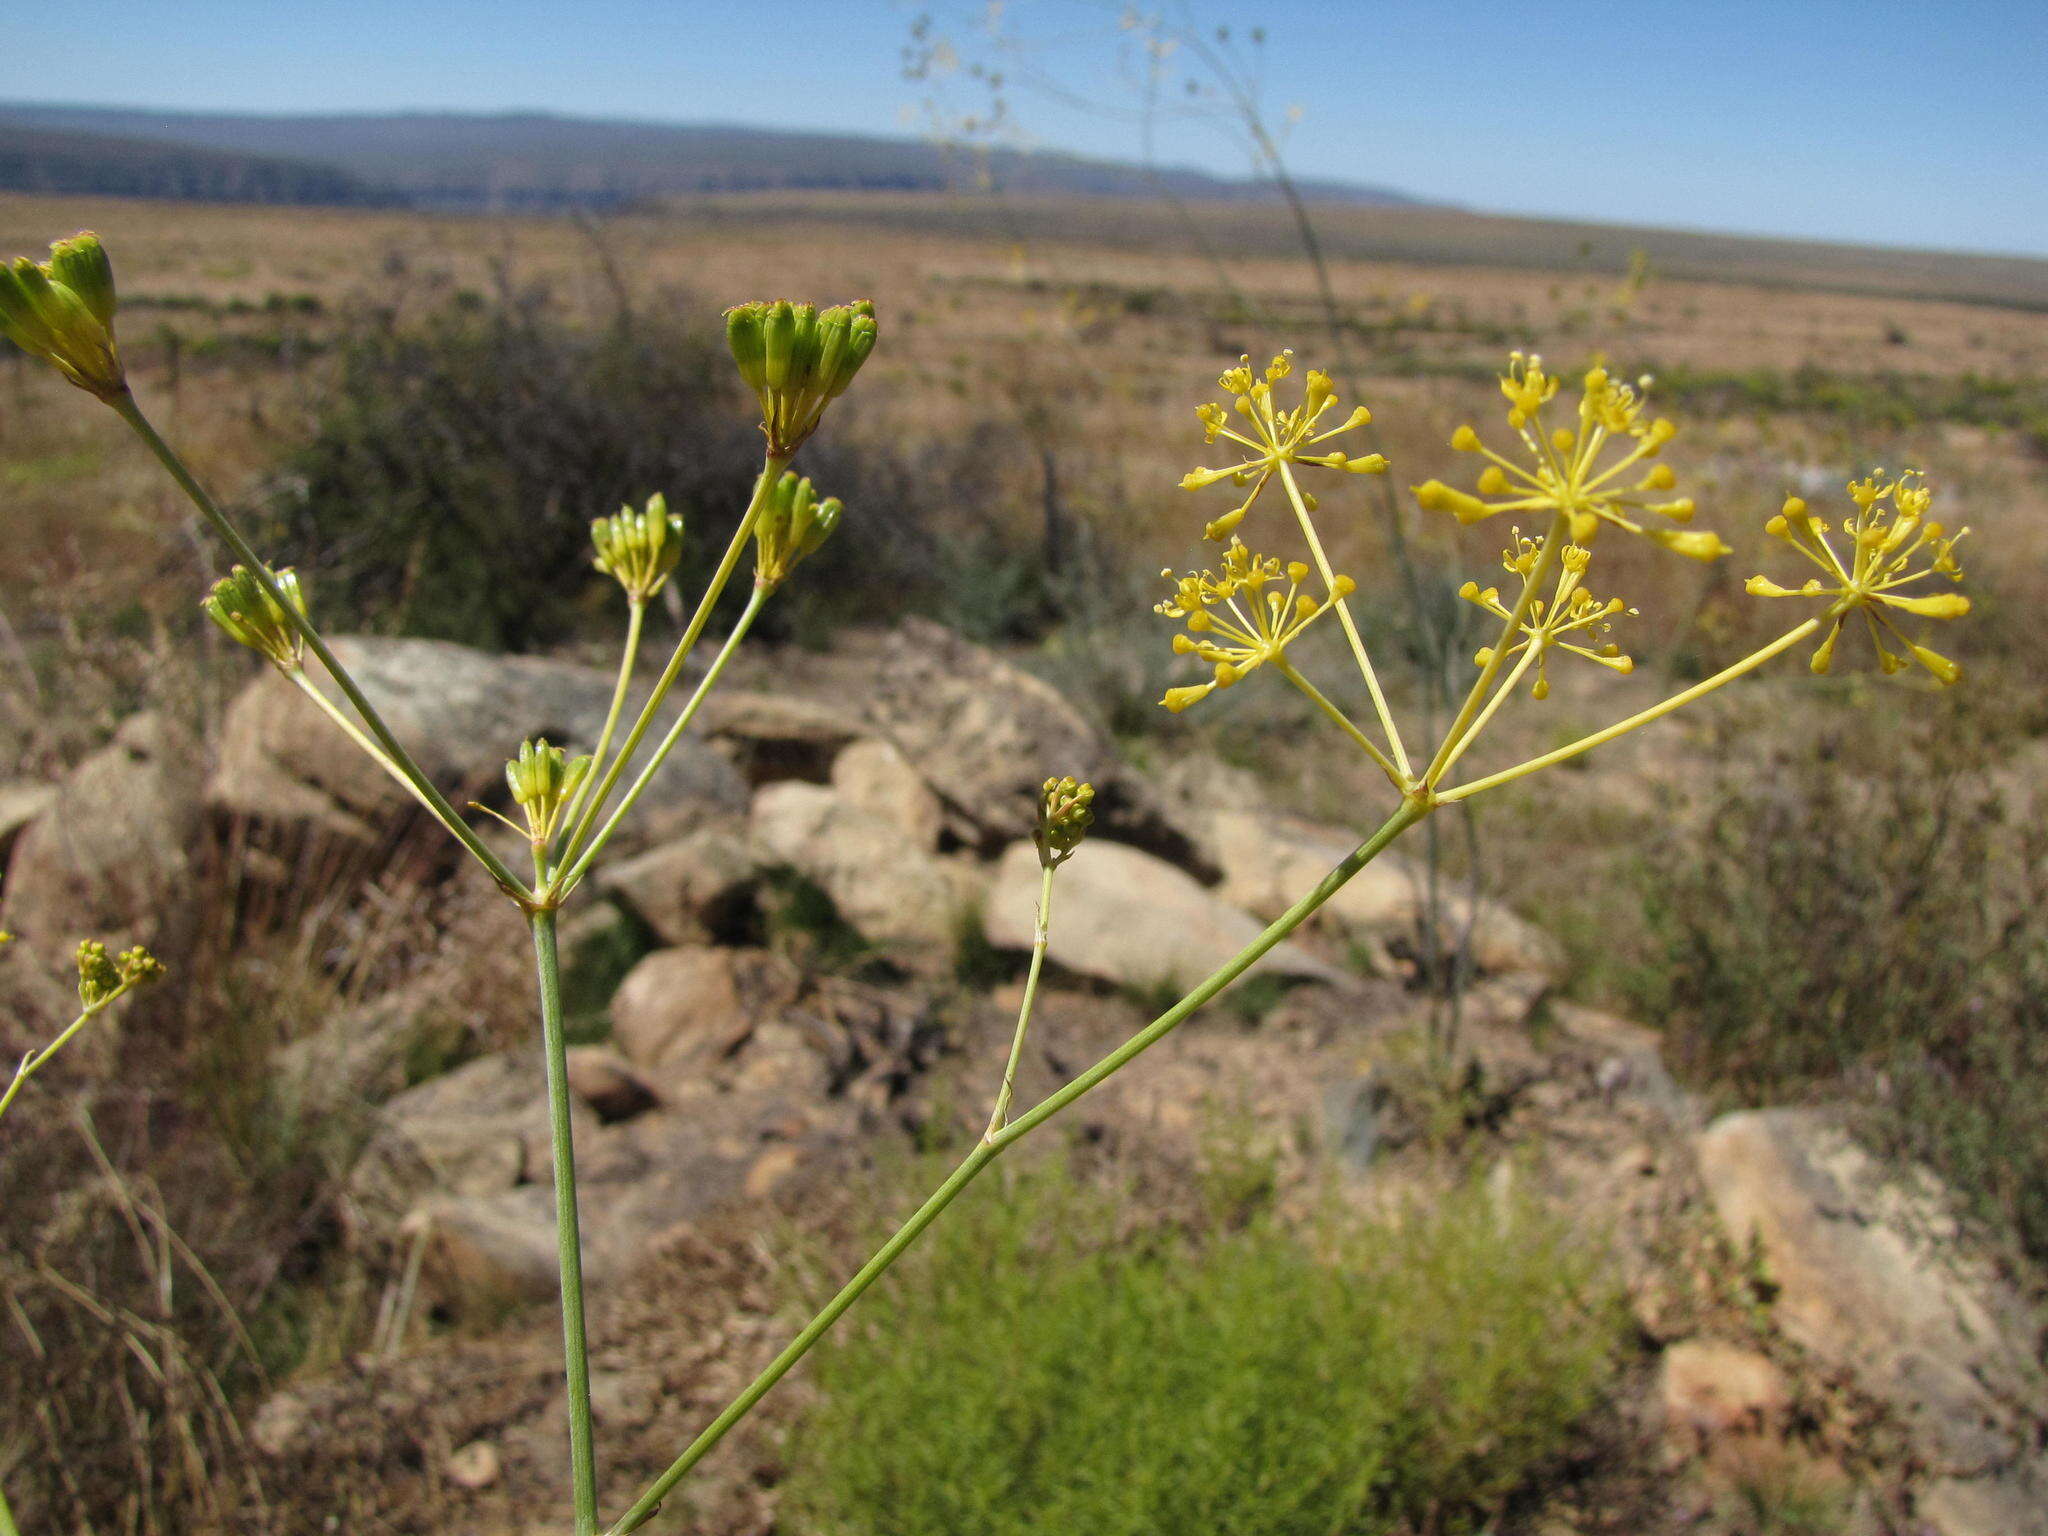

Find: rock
<box><xmin>1204</xmin><ymin>809</ymin><xmax>1562</xmax><ymax>978</ymax></box>
<box><xmin>1696</xmin><ymin>1109</ymin><xmax>2048</xmax><ymax>1534</ymax></box>
<box><xmin>446</xmin><ymin>1439</ymin><xmax>502</xmax><ymax>1490</ymax></box>
<box><xmin>608</xmin><ymin>946</ymin><xmax>800</xmax><ymax>1092</ymax></box>
<box><xmin>865</xmin><ymin>618</ymin><xmax>1211</xmax><ymax>873</ymax></box>
<box><xmin>399</xmin><ymin>1188</ymin><xmax>561</xmax><ymax>1310</ymax></box>
<box><xmin>595</xmin><ymin>827</ymin><xmax>765</xmax><ymax>946</ymax></box>
<box><xmin>694</xmin><ymin>689</ymin><xmax>868</xmax><ymax>784</ymax></box>
<box><xmin>0</xmin><ymin>781</ymin><xmax>55</xmax><ymax>875</ymax></box>
<box><xmin>830</xmin><ymin>737</ymin><xmax>943</xmax><ymax>850</ymax></box>
<box><xmin>750</xmin><ymin>781</ymin><xmax>982</xmax><ymax>962</ymax></box>
<box><xmin>1659</xmin><ymin>1339</ymin><xmax>1791</xmax><ymax>1443</ymax></box>
<box><xmin>983</xmin><ymin>838</ymin><xmax>1345</xmax><ymax>993</ymax></box>
<box><xmin>565</xmin><ymin>1046</ymin><xmax>660</xmax><ymax>1122</ymax></box>
<box><xmin>210</xmin><ymin>637</ymin><xmax>747</xmax><ymax>847</ymax></box>
<box><xmin>1</xmin><ymin>712</ymin><xmax>204</xmax><ymax>954</ymax></box>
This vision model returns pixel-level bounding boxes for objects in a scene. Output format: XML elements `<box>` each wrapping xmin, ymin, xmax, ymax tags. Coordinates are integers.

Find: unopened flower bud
<box><xmin>505</xmin><ymin>738</ymin><xmax>593</xmax><ymax>844</ymax></box>
<box><xmin>592</xmin><ymin>493</ymin><xmax>684</xmax><ymax>601</ymax></box>
<box><xmin>0</xmin><ymin>232</ymin><xmax>125</xmax><ymax>398</ymax></box>
<box><xmin>76</xmin><ymin>940</ymin><xmax>161</xmax><ymax>1008</ymax></box>
<box><xmin>752</xmin><ymin>472</ymin><xmax>843</xmax><ymax>588</ymax></box>
<box><xmin>203</xmin><ymin>565</ymin><xmax>309</xmax><ymax>669</ymax></box>
<box><xmin>724</xmin><ymin>297</ymin><xmax>878</xmax><ymax>457</ymax></box>
<box><xmin>1035</xmin><ymin>776</ymin><xmax>1095</xmax><ymax>867</ymax></box>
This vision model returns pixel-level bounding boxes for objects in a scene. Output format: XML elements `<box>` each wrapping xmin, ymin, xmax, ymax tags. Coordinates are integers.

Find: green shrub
<box><xmin>782</xmin><ymin>1150</ymin><xmax>1621</xmax><ymax>1536</ymax></box>
<box><xmin>1631</xmin><ymin>709</ymin><xmax>2048</xmax><ymax>1265</ymax></box>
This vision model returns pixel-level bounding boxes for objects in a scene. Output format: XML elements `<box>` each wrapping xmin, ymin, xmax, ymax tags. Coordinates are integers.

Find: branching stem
<box><xmin>985</xmin><ymin>862</ymin><xmax>1055</xmax><ymax>1139</ymax></box>
<box><xmin>108</xmin><ymin>391</ymin><xmax>532</xmax><ymax>901</ymax></box>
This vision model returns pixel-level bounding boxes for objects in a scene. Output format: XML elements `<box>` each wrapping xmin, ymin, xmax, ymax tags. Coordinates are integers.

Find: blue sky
<box><xmin>5</xmin><ymin>1</ymin><xmax>2044</xmax><ymax>256</ymax></box>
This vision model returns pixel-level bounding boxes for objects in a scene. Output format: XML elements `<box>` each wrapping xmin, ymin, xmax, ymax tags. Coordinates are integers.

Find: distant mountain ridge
<box><xmin>0</xmin><ymin>102</ymin><xmax>1433</xmax><ymax>212</ymax></box>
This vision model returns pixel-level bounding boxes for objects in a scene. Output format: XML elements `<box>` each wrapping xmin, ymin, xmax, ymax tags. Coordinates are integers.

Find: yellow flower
<box><xmin>0</xmin><ymin>232</ymin><xmax>125</xmax><ymax>398</ymax></box>
<box><xmin>1415</xmin><ymin>355</ymin><xmax>1730</xmax><ymax>562</ymax></box>
<box><xmin>1155</xmin><ymin>538</ymin><xmax>1356</xmax><ymax>711</ymax></box>
<box><xmin>1180</xmin><ymin>352</ymin><xmax>1387</xmax><ymax>541</ymax></box>
<box><xmin>1745</xmin><ymin>471</ymin><xmax>1969</xmax><ymax>683</ymax></box>
<box><xmin>1458</xmin><ymin>538</ymin><xmax>1637</xmax><ymax>699</ymax></box>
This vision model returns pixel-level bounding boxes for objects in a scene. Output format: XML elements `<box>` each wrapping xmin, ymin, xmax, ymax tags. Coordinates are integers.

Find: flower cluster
<box><xmin>1155</xmin><ymin>539</ymin><xmax>1355</xmax><ymax>712</ymax></box>
<box><xmin>1415</xmin><ymin>355</ymin><xmax>1729</xmax><ymax>562</ymax></box>
<box><xmin>1746</xmin><ymin>471</ymin><xmax>1969</xmax><ymax>683</ymax></box>
<box><xmin>1458</xmin><ymin>538</ymin><xmax>1636</xmax><ymax>699</ymax></box>
<box><xmin>1180</xmin><ymin>353</ymin><xmax>1386</xmax><ymax>541</ymax></box>
<box><xmin>1035</xmin><ymin>777</ymin><xmax>1096</xmax><ymax>867</ymax></box>
<box><xmin>725</xmin><ymin>299</ymin><xmax>878</xmax><ymax>458</ymax></box>
<box><xmin>753</xmin><ymin>472</ymin><xmax>844</xmax><ymax>588</ymax></box>
<box><xmin>76</xmin><ymin>939</ymin><xmax>164</xmax><ymax>1008</ymax></box>
<box><xmin>0</xmin><ymin>231</ymin><xmax>124</xmax><ymax>398</ymax></box>
<box><xmin>506</xmin><ymin>738</ymin><xmax>594</xmax><ymax>845</ymax></box>
<box><xmin>592</xmin><ymin>494</ymin><xmax>685</xmax><ymax>602</ymax></box>
<box><xmin>202</xmin><ymin>564</ymin><xmax>309</xmax><ymax>669</ymax></box>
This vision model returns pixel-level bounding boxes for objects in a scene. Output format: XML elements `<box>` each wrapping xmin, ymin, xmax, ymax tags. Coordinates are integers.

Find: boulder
<box><xmin>564</xmin><ymin>1046</ymin><xmax>660</xmax><ymax>1122</ymax></box>
<box><xmin>694</xmin><ymin>689</ymin><xmax>867</xmax><ymax>784</ymax></box>
<box><xmin>1697</xmin><ymin>1109</ymin><xmax>2048</xmax><ymax>1534</ymax></box>
<box><xmin>0</xmin><ymin>780</ymin><xmax>55</xmax><ymax>875</ymax></box>
<box><xmin>750</xmin><ymin>781</ymin><xmax>982</xmax><ymax>962</ymax></box>
<box><xmin>210</xmin><ymin>637</ymin><xmax>747</xmax><ymax>847</ymax></box>
<box><xmin>865</xmin><ymin>618</ymin><xmax>1211</xmax><ymax>873</ymax></box>
<box><xmin>1204</xmin><ymin>809</ymin><xmax>1562</xmax><ymax>977</ymax></box>
<box><xmin>1658</xmin><ymin>1339</ymin><xmax>1792</xmax><ymax>1444</ymax></box>
<box><xmin>983</xmin><ymin>838</ymin><xmax>1345</xmax><ymax>993</ymax></box>
<box><xmin>1</xmin><ymin>712</ymin><xmax>204</xmax><ymax>953</ymax></box>
<box><xmin>608</xmin><ymin>945</ymin><xmax>802</xmax><ymax>1093</ymax></box>
<box><xmin>830</xmin><ymin>737</ymin><xmax>944</xmax><ymax>850</ymax></box>
<box><xmin>594</xmin><ymin>827</ymin><xmax>765</xmax><ymax>946</ymax></box>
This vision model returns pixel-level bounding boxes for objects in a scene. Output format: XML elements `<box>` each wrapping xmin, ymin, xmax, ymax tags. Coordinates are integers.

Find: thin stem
<box><xmin>286</xmin><ymin>669</ymin><xmax>448</xmax><ymax>823</ymax></box>
<box><xmin>1424</xmin><ymin>511</ymin><xmax>1568</xmax><ymax>787</ymax></box>
<box><xmin>556</xmin><ymin>460</ymin><xmax>783</xmax><ymax>870</ymax></box>
<box><xmin>552</xmin><ymin>585</ymin><xmax>767</xmax><ymax>898</ymax></box>
<box><xmin>108</xmin><ymin>391</ymin><xmax>531</xmax><ymax>902</ymax></box>
<box><xmin>529</xmin><ymin>910</ymin><xmax>598</xmax><ymax>1536</ymax></box>
<box><xmin>0</xmin><ymin>993</ymin><xmax>123</xmax><ymax>1125</ymax></box>
<box><xmin>1429</xmin><ymin>640</ymin><xmax>1544</xmax><ymax>784</ymax></box>
<box><xmin>1276</xmin><ymin>461</ymin><xmax>1410</xmax><ymax>777</ymax></box>
<box><xmin>1275</xmin><ymin>659</ymin><xmax>1403</xmax><ymax>788</ymax></box>
<box><xmin>985</xmin><ymin>862</ymin><xmax>1055</xmax><ymax>1139</ymax></box>
<box><xmin>607</xmin><ymin>799</ymin><xmax>1427</xmax><ymax>1534</ymax></box>
<box><xmin>1438</xmin><ymin>619</ymin><xmax>1821</xmax><ymax>803</ymax></box>
<box><xmin>557</xmin><ymin>597</ymin><xmax>645</xmax><ymax>854</ymax></box>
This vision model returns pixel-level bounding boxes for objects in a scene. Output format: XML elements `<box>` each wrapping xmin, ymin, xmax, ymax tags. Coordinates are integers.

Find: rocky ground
<box><xmin>3</xmin><ymin>620</ymin><xmax>2044</xmax><ymax>1535</ymax></box>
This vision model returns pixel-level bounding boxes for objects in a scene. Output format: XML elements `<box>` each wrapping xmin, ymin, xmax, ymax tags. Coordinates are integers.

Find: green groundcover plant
<box><xmin>0</xmin><ymin>233</ymin><xmax>1970</xmax><ymax>1534</ymax></box>
<box><xmin>785</xmin><ymin>1149</ymin><xmax>1620</xmax><ymax>1536</ymax></box>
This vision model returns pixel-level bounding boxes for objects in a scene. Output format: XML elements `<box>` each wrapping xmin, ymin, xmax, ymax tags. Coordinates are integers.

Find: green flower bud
<box><xmin>1035</xmin><ymin>777</ymin><xmax>1095</xmax><ymax>867</ymax></box>
<box><xmin>723</xmin><ymin>297</ymin><xmax>878</xmax><ymax>457</ymax></box>
<box><xmin>76</xmin><ymin>940</ymin><xmax>161</xmax><ymax>1007</ymax></box>
<box><xmin>505</xmin><ymin>738</ymin><xmax>593</xmax><ymax>844</ymax></box>
<box><xmin>0</xmin><ymin>232</ymin><xmax>125</xmax><ymax>398</ymax></box>
<box><xmin>202</xmin><ymin>565</ymin><xmax>309</xmax><ymax>669</ymax></box>
<box><xmin>592</xmin><ymin>492</ymin><xmax>685</xmax><ymax>602</ymax></box>
<box><xmin>752</xmin><ymin>472</ymin><xmax>843</xmax><ymax>589</ymax></box>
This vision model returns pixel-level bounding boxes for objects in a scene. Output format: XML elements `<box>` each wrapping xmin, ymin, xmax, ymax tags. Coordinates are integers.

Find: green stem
<box><xmin>286</xmin><ymin>668</ymin><xmax>449</xmax><ymax>822</ymax></box>
<box><xmin>552</xmin><ymin>585</ymin><xmax>767</xmax><ymax>899</ymax></box>
<box><xmin>556</xmin><ymin>460</ymin><xmax>783</xmax><ymax>871</ymax></box>
<box><xmin>1275</xmin><ymin>659</ymin><xmax>1403</xmax><ymax>789</ymax></box>
<box><xmin>607</xmin><ymin>1143</ymin><xmax>1000</xmax><ymax>1535</ymax></box>
<box><xmin>108</xmin><ymin>391</ymin><xmax>532</xmax><ymax>902</ymax></box>
<box><xmin>1439</xmin><ymin>618</ymin><xmax>1820</xmax><ymax>804</ymax></box>
<box><xmin>556</xmin><ymin>598</ymin><xmax>645</xmax><ymax>856</ymax></box>
<box><xmin>985</xmin><ymin>862</ymin><xmax>1055</xmax><ymax>1139</ymax></box>
<box><xmin>529</xmin><ymin>910</ymin><xmax>598</xmax><ymax>1536</ymax></box>
<box><xmin>0</xmin><ymin>1477</ymin><xmax>17</xmax><ymax>1536</ymax></box>
<box><xmin>606</xmin><ymin>799</ymin><xmax>1426</xmax><ymax>1534</ymax></box>
<box><xmin>0</xmin><ymin>994</ymin><xmax>119</xmax><ymax>1125</ymax></box>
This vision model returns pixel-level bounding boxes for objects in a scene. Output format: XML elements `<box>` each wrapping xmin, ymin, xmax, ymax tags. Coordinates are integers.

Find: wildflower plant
<box><xmin>1</xmin><ymin>228</ymin><xmax>1969</xmax><ymax>1536</ymax></box>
